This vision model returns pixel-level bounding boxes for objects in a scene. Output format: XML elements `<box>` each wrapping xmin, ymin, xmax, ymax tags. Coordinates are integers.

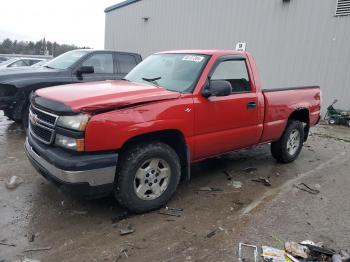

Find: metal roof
<box><xmin>104</xmin><ymin>0</ymin><xmax>141</xmax><ymax>13</ymax></box>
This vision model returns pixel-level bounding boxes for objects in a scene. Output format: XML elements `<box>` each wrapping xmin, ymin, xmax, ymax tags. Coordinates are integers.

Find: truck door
<box><xmin>194</xmin><ymin>56</ymin><xmax>261</xmax><ymax>160</ymax></box>
<box><xmin>73</xmin><ymin>53</ymin><xmax>116</xmax><ymax>82</ymax></box>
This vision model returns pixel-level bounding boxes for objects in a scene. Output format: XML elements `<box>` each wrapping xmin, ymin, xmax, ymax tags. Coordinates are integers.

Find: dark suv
<box><xmin>0</xmin><ymin>49</ymin><xmax>142</xmax><ymax>128</ymax></box>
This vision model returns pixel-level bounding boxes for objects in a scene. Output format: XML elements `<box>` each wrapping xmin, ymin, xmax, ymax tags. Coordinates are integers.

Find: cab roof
<box><xmin>158</xmin><ymin>49</ymin><xmax>248</xmax><ymax>56</ymax></box>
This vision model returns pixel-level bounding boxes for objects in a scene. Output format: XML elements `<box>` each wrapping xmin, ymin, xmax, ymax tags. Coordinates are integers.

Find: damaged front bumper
<box><xmin>24</xmin><ymin>134</ymin><xmax>118</xmax><ymax>198</ymax></box>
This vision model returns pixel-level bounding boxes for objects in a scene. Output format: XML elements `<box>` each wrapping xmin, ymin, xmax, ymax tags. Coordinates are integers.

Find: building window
<box><xmin>335</xmin><ymin>0</ymin><xmax>350</xmax><ymax>16</ymax></box>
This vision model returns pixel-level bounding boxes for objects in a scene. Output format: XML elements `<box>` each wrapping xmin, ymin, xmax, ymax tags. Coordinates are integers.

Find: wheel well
<box><xmin>120</xmin><ymin>130</ymin><xmax>189</xmax><ymax>170</ymax></box>
<box><xmin>288</xmin><ymin>109</ymin><xmax>310</xmax><ymax>141</ymax></box>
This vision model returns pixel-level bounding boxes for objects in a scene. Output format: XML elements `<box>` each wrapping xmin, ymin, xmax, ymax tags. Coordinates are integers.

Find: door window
<box><xmin>211</xmin><ymin>60</ymin><xmax>250</xmax><ymax>92</ymax></box>
<box><xmin>9</xmin><ymin>60</ymin><xmax>28</xmax><ymax>67</ymax></box>
<box><xmin>82</xmin><ymin>54</ymin><xmax>114</xmax><ymax>74</ymax></box>
<box><xmin>118</xmin><ymin>54</ymin><xmax>137</xmax><ymax>74</ymax></box>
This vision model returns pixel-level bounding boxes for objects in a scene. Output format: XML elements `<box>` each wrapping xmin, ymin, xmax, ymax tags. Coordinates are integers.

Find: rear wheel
<box><xmin>114</xmin><ymin>142</ymin><xmax>181</xmax><ymax>213</ymax></box>
<box><xmin>271</xmin><ymin>120</ymin><xmax>304</xmax><ymax>163</ymax></box>
<box><xmin>328</xmin><ymin>118</ymin><xmax>337</xmax><ymax>125</ymax></box>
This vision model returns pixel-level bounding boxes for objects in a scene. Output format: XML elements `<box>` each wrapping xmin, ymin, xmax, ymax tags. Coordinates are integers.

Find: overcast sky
<box><xmin>0</xmin><ymin>0</ymin><xmax>123</xmax><ymax>49</ymax></box>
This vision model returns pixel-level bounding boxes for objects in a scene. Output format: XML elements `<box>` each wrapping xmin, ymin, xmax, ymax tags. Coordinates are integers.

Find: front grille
<box><xmin>30</xmin><ymin>106</ymin><xmax>57</xmax><ymax>127</ymax></box>
<box><xmin>29</xmin><ymin>106</ymin><xmax>58</xmax><ymax>145</ymax></box>
<box><xmin>30</xmin><ymin>122</ymin><xmax>54</xmax><ymax>144</ymax></box>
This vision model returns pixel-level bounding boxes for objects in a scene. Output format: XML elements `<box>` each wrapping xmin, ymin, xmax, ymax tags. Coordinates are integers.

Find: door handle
<box><xmin>247</xmin><ymin>101</ymin><xmax>257</xmax><ymax>109</ymax></box>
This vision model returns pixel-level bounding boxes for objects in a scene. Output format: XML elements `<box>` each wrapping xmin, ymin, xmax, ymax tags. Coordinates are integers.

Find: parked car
<box><xmin>0</xmin><ymin>49</ymin><xmax>142</xmax><ymax>128</ymax></box>
<box><xmin>0</xmin><ymin>57</ymin><xmax>45</xmax><ymax>69</ymax></box>
<box><xmin>25</xmin><ymin>50</ymin><xmax>321</xmax><ymax>213</ymax></box>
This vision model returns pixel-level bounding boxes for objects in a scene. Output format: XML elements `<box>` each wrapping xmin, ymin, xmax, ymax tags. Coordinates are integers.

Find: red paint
<box><xmin>35</xmin><ymin>50</ymin><xmax>321</xmax><ymax>161</ymax></box>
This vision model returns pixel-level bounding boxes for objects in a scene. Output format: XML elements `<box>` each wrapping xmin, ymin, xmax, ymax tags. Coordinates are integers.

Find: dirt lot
<box><xmin>0</xmin><ymin>112</ymin><xmax>350</xmax><ymax>262</ymax></box>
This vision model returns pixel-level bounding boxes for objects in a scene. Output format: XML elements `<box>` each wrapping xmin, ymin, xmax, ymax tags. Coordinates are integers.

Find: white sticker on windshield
<box><xmin>182</xmin><ymin>55</ymin><xmax>204</xmax><ymax>63</ymax></box>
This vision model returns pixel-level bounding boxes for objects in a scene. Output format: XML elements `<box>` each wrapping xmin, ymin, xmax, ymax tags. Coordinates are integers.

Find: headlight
<box><xmin>55</xmin><ymin>134</ymin><xmax>85</xmax><ymax>151</ymax></box>
<box><xmin>56</xmin><ymin>114</ymin><xmax>90</xmax><ymax>131</ymax></box>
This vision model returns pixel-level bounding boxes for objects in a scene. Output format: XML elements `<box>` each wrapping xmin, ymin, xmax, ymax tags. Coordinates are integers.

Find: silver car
<box><xmin>0</xmin><ymin>57</ymin><xmax>45</xmax><ymax>69</ymax></box>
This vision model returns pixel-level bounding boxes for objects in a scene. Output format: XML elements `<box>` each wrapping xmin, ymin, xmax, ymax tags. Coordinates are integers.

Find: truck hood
<box><xmin>34</xmin><ymin>80</ymin><xmax>181</xmax><ymax>113</ymax></box>
<box><xmin>0</xmin><ymin>66</ymin><xmax>65</xmax><ymax>85</ymax></box>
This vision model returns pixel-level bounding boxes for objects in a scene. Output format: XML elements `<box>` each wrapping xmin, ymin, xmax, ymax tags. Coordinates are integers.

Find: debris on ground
<box><xmin>165</xmin><ymin>206</ymin><xmax>183</xmax><ymax>212</ymax></box>
<box><xmin>293</xmin><ymin>183</ymin><xmax>320</xmax><ymax>195</ymax></box>
<box><xmin>120</xmin><ymin>225</ymin><xmax>135</xmax><ymax>236</ymax></box>
<box><xmin>0</xmin><ymin>241</ymin><xmax>16</xmax><ymax>247</ymax></box>
<box><xmin>23</xmin><ymin>246</ymin><xmax>51</xmax><ymax>252</ymax></box>
<box><xmin>227</xmin><ymin>180</ymin><xmax>242</xmax><ymax>189</ymax></box>
<box><xmin>158</xmin><ymin>206</ymin><xmax>183</xmax><ymax>217</ymax></box>
<box><xmin>206</xmin><ymin>230</ymin><xmax>216</xmax><ymax>238</ymax></box>
<box><xmin>332</xmin><ymin>254</ymin><xmax>342</xmax><ymax>262</ymax></box>
<box><xmin>285</xmin><ymin>241</ymin><xmax>309</xmax><ymax>259</ymax></box>
<box><xmin>27</xmin><ymin>233</ymin><xmax>35</xmax><ymax>242</ymax></box>
<box><xmin>223</xmin><ymin>170</ymin><xmax>233</xmax><ymax>180</ymax></box>
<box><xmin>262</xmin><ymin>246</ymin><xmax>285</xmax><ymax>262</ymax></box>
<box><xmin>5</xmin><ymin>175</ymin><xmax>23</xmax><ymax>190</ymax></box>
<box><xmin>246</xmin><ymin>239</ymin><xmax>344</xmax><ymax>262</ymax></box>
<box><xmin>70</xmin><ymin>210</ymin><xmax>88</xmax><ymax>216</ymax></box>
<box><xmin>22</xmin><ymin>258</ymin><xmax>41</xmax><ymax>262</ymax></box>
<box><xmin>181</xmin><ymin>227</ymin><xmax>196</xmax><ymax>236</ymax></box>
<box><xmin>238</xmin><ymin>242</ymin><xmax>258</xmax><ymax>262</ymax></box>
<box><xmin>111</xmin><ymin>211</ymin><xmax>129</xmax><ymax>224</ymax></box>
<box><xmin>302</xmin><ymin>243</ymin><xmax>335</xmax><ymax>256</ymax></box>
<box><xmin>252</xmin><ymin>177</ymin><xmax>272</xmax><ymax>187</ymax></box>
<box><xmin>242</xmin><ymin>167</ymin><xmax>257</xmax><ymax>173</ymax></box>
<box><xmin>340</xmin><ymin>250</ymin><xmax>350</xmax><ymax>260</ymax></box>
<box><xmin>198</xmin><ymin>187</ymin><xmax>223</xmax><ymax>192</ymax></box>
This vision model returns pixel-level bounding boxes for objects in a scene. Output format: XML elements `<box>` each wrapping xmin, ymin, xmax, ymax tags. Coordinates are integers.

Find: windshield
<box><xmin>45</xmin><ymin>50</ymin><xmax>91</xmax><ymax>70</ymax></box>
<box><xmin>125</xmin><ymin>53</ymin><xmax>209</xmax><ymax>93</ymax></box>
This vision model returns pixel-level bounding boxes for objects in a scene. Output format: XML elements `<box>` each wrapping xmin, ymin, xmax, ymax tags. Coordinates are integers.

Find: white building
<box><xmin>105</xmin><ymin>0</ymin><xmax>350</xmax><ymax>113</ymax></box>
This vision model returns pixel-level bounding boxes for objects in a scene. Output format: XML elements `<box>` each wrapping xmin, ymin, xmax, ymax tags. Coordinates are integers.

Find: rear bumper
<box><xmin>25</xmin><ymin>135</ymin><xmax>118</xmax><ymax>198</ymax></box>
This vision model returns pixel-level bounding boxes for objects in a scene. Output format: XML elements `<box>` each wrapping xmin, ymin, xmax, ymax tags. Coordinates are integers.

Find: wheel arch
<box><xmin>119</xmin><ymin>129</ymin><xmax>191</xmax><ymax>181</ymax></box>
<box><xmin>288</xmin><ymin>108</ymin><xmax>310</xmax><ymax>141</ymax></box>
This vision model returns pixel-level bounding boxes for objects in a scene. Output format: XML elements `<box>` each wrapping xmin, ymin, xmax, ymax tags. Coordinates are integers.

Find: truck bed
<box><xmin>260</xmin><ymin>86</ymin><xmax>321</xmax><ymax>143</ymax></box>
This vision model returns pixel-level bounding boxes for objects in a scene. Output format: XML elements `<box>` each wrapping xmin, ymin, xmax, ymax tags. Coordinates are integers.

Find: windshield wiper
<box><xmin>142</xmin><ymin>77</ymin><xmax>161</xmax><ymax>87</ymax></box>
<box><xmin>44</xmin><ymin>65</ymin><xmax>55</xmax><ymax>69</ymax></box>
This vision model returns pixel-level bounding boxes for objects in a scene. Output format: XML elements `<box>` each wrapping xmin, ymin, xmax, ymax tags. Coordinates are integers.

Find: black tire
<box><xmin>346</xmin><ymin>120</ymin><xmax>350</xmax><ymax>128</ymax></box>
<box><xmin>271</xmin><ymin>120</ymin><xmax>304</xmax><ymax>163</ymax></box>
<box><xmin>21</xmin><ymin>105</ymin><xmax>30</xmax><ymax>131</ymax></box>
<box><xmin>114</xmin><ymin>142</ymin><xmax>181</xmax><ymax>213</ymax></box>
<box><xmin>3</xmin><ymin>109</ymin><xmax>16</xmax><ymax>122</ymax></box>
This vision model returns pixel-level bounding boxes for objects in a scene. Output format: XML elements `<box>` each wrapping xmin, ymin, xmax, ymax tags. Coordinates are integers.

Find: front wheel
<box><xmin>271</xmin><ymin>120</ymin><xmax>305</xmax><ymax>163</ymax></box>
<box><xmin>114</xmin><ymin>142</ymin><xmax>181</xmax><ymax>213</ymax></box>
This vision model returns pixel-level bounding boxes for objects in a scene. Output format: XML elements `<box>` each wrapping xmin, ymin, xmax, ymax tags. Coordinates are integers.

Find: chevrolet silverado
<box><xmin>25</xmin><ymin>50</ymin><xmax>321</xmax><ymax>213</ymax></box>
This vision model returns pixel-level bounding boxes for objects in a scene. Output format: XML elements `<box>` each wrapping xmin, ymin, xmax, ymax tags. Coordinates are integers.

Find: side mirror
<box><xmin>76</xmin><ymin>66</ymin><xmax>94</xmax><ymax>75</ymax></box>
<box><xmin>202</xmin><ymin>80</ymin><xmax>232</xmax><ymax>98</ymax></box>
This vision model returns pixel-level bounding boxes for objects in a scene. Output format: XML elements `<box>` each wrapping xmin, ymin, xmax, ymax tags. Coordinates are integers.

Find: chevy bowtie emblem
<box><xmin>184</xmin><ymin>108</ymin><xmax>191</xmax><ymax>113</ymax></box>
<box><xmin>30</xmin><ymin>113</ymin><xmax>39</xmax><ymax>125</ymax></box>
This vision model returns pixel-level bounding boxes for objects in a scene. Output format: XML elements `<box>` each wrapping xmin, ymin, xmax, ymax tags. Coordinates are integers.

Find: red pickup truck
<box><xmin>25</xmin><ymin>50</ymin><xmax>321</xmax><ymax>213</ymax></box>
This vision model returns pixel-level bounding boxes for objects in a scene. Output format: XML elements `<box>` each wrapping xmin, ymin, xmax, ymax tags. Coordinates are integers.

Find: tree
<box><xmin>0</xmin><ymin>38</ymin><xmax>89</xmax><ymax>57</ymax></box>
